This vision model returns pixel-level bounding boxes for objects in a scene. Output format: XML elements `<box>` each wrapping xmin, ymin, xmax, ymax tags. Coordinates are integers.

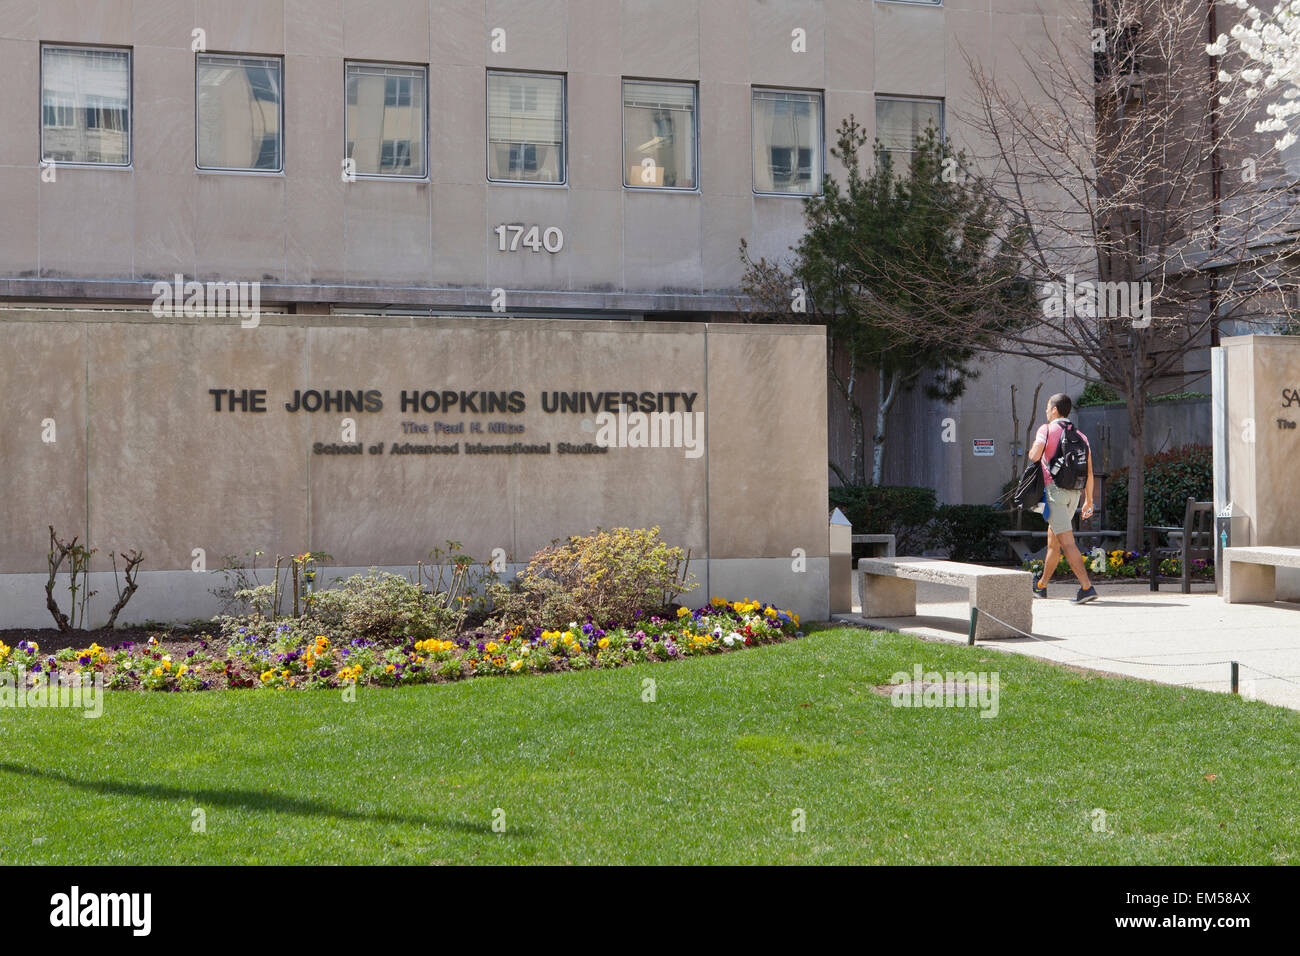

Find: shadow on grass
<box><xmin>0</xmin><ymin>761</ymin><xmax>530</xmax><ymax>836</ymax></box>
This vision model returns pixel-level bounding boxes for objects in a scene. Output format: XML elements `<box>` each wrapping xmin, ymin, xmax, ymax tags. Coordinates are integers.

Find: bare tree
<box><xmin>854</xmin><ymin>0</ymin><xmax>1300</xmax><ymax>546</ymax></box>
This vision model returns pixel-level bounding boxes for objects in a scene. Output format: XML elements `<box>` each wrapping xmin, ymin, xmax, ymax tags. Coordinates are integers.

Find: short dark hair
<box><xmin>1049</xmin><ymin>392</ymin><xmax>1072</xmax><ymax>418</ymax></box>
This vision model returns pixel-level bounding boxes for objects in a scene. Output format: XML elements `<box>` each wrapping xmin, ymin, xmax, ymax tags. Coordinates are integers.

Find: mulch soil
<box><xmin>0</xmin><ymin>624</ymin><xmax>217</xmax><ymax>657</ymax></box>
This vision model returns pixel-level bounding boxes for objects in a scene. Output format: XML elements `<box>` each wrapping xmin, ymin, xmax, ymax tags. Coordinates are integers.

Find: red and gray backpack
<box><xmin>1047</xmin><ymin>421</ymin><xmax>1089</xmax><ymax>491</ymax></box>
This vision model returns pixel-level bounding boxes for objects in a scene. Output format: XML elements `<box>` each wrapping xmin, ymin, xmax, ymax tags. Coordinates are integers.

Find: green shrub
<box><xmin>221</xmin><ymin>569</ymin><xmax>459</xmax><ymax>647</ymax></box>
<box><xmin>1150</xmin><ymin>391</ymin><xmax>1210</xmax><ymax>403</ymax></box>
<box><xmin>829</xmin><ymin>485</ymin><xmax>937</xmax><ymax>554</ymax></box>
<box><xmin>488</xmin><ymin>526</ymin><xmax>696</xmax><ymax>629</ymax></box>
<box><xmin>306</xmin><ymin>570</ymin><xmax>459</xmax><ymax>643</ymax></box>
<box><xmin>1077</xmin><ymin>381</ymin><xmax>1121</xmax><ymax>407</ymax></box>
<box><xmin>932</xmin><ymin>504</ymin><xmax>1006</xmax><ymax>561</ymax></box>
<box><xmin>1077</xmin><ymin>383</ymin><xmax>1208</xmax><ymax>408</ymax></box>
<box><xmin>1106</xmin><ymin>444</ymin><xmax>1211</xmax><ymax>529</ymax></box>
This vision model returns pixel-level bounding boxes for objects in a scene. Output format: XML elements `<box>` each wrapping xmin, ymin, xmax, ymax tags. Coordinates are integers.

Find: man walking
<box><xmin>1028</xmin><ymin>392</ymin><xmax>1098</xmax><ymax>604</ymax></box>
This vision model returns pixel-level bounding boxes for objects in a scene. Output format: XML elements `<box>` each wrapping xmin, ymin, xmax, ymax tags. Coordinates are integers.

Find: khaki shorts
<box><xmin>1044</xmin><ymin>483</ymin><xmax>1081</xmax><ymax>536</ymax></box>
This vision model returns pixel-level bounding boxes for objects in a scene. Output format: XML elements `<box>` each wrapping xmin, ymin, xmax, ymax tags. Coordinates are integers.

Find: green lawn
<box><xmin>2</xmin><ymin>625</ymin><xmax>1297</xmax><ymax>864</ymax></box>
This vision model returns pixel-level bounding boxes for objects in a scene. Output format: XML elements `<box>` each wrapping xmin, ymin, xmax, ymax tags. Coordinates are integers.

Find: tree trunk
<box><xmin>1126</xmin><ymin>399</ymin><xmax>1146</xmax><ymax>551</ymax></box>
<box><xmin>848</xmin><ymin>396</ymin><xmax>866</xmax><ymax>486</ymax></box>
<box><xmin>1025</xmin><ymin>383</ymin><xmax>1043</xmax><ymax>467</ymax></box>
<box><xmin>829</xmin><ymin>350</ymin><xmax>867</xmax><ymax>487</ymax></box>
<box><xmin>1010</xmin><ymin>385</ymin><xmax>1020</xmax><ymax>487</ymax></box>
<box><xmin>871</xmin><ymin>369</ymin><xmax>901</xmax><ymax>486</ymax></box>
<box><xmin>846</xmin><ymin>361</ymin><xmax>867</xmax><ymax>485</ymax></box>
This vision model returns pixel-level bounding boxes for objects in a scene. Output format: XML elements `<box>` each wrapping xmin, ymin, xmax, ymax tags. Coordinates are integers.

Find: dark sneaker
<box><xmin>1032</xmin><ymin>583</ymin><xmax>1048</xmax><ymax>599</ymax></box>
<box><xmin>1072</xmin><ymin>586</ymin><xmax>1098</xmax><ymax>604</ymax></box>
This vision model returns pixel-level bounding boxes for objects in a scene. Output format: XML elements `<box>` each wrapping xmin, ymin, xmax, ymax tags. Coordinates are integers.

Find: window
<box><xmin>487</xmin><ymin>71</ymin><xmax>565</xmax><ymax>184</ymax></box>
<box><xmin>509</xmin><ymin>85</ymin><xmax>536</xmax><ymax>112</ymax></box>
<box><xmin>40</xmin><ymin>45</ymin><xmax>131</xmax><ymax>166</ymax></box>
<box><xmin>345</xmin><ymin>62</ymin><xmax>427</xmax><ymax>178</ymax></box>
<box><xmin>384</xmin><ymin>75</ymin><xmax>412</xmax><ymax>107</ymax></box>
<box><xmin>196</xmin><ymin>54</ymin><xmax>283</xmax><ymax>172</ymax></box>
<box><xmin>623</xmin><ymin>80</ymin><xmax>697</xmax><ymax>189</ymax></box>
<box><xmin>874</xmin><ymin>95</ymin><xmax>943</xmax><ymax>174</ymax></box>
<box><xmin>508</xmin><ymin>143</ymin><xmax>537</xmax><ymax>172</ymax></box>
<box><xmin>753</xmin><ymin>89</ymin><xmax>823</xmax><ymax>195</ymax></box>
<box><xmin>380</xmin><ymin>139</ymin><xmax>412</xmax><ymax>169</ymax></box>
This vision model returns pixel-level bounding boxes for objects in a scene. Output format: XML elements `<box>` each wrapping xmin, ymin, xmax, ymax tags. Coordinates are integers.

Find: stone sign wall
<box><xmin>0</xmin><ymin>311</ymin><xmax>829</xmax><ymax>625</ymax></box>
<box><xmin>1220</xmin><ymin>335</ymin><xmax>1300</xmax><ymax>547</ymax></box>
<box><xmin>1217</xmin><ymin>334</ymin><xmax>1300</xmax><ymax>600</ymax></box>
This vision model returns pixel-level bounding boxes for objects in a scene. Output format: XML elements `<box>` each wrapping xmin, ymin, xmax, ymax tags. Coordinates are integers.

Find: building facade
<box><xmin>0</xmin><ymin>0</ymin><xmax>1083</xmax><ymax>510</ymax></box>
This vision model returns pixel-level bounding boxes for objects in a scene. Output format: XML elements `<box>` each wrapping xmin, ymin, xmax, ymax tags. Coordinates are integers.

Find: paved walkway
<box><xmin>838</xmin><ymin>580</ymin><xmax>1300</xmax><ymax>710</ymax></box>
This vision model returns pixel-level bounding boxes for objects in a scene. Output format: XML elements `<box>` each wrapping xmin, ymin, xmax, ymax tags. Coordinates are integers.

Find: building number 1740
<box><xmin>494</xmin><ymin>224</ymin><xmax>565</xmax><ymax>253</ymax></box>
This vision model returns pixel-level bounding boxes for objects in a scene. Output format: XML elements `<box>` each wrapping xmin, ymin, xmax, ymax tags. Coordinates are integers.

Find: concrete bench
<box><xmin>851</xmin><ymin>534</ymin><xmax>897</xmax><ymax>557</ymax></box>
<box><xmin>857</xmin><ymin>557</ymin><xmax>1033</xmax><ymax>643</ymax></box>
<box><xmin>849</xmin><ymin>535</ymin><xmax>897</xmax><ymax>611</ymax></box>
<box><xmin>1223</xmin><ymin>547</ymin><xmax>1300</xmax><ymax>604</ymax></box>
<box><xmin>999</xmin><ymin>529</ymin><xmax>1124</xmax><ymax>563</ymax></box>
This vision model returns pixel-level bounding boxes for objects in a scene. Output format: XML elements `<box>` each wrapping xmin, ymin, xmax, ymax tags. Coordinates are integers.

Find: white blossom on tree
<box><xmin>1211</xmin><ymin>0</ymin><xmax>1300</xmax><ymax>151</ymax></box>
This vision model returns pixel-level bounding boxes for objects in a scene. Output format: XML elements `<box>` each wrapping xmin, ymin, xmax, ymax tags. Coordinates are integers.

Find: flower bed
<box><xmin>1022</xmin><ymin>548</ymin><xmax>1214</xmax><ymax>581</ymax></box>
<box><xmin>0</xmin><ymin>598</ymin><xmax>801</xmax><ymax>693</ymax></box>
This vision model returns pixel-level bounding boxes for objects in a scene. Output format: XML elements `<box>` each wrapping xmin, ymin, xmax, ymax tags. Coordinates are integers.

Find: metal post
<box><xmin>1231</xmin><ymin>661</ymin><xmax>1239</xmax><ymax>695</ymax></box>
<box><xmin>968</xmin><ymin>607</ymin><xmax>978</xmax><ymax>646</ymax></box>
<box><xmin>1148</xmin><ymin>528</ymin><xmax>1159</xmax><ymax>592</ymax></box>
<box><xmin>1212</xmin><ymin>345</ymin><xmax>1229</xmax><ymax>596</ymax></box>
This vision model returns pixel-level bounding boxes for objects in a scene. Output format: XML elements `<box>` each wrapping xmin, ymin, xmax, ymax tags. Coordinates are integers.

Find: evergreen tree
<box><xmin>742</xmin><ymin>116</ymin><xmax>1031</xmax><ymax>485</ymax></box>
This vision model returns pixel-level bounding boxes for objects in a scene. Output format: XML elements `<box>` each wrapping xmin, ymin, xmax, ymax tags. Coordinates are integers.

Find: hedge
<box><xmin>829</xmin><ymin>485</ymin><xmax>936</xmax><ymax>555</ymax></box>
<box><xmin>932</xmin><ymin>504</ymin><xmax>1006</xmax><ymax>561</ymax></box>
<box><xmin>1106</xmin><ymin>444</ymin><xmax>1212</xmax><ymax>529</ymax></box>
<box><xmin>830</xmin><ymin>486</ymin><xmax>1010</xmax><ymax>560</ymax></box>
<box><xmin>1077</xmin><ymin>381</ymin><xmax>1210</xmax><ymax>407</ymax></box>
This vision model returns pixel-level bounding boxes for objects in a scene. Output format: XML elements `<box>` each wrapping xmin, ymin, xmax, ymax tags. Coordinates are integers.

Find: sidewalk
<box><xmin>837</xmin><ymin>580</ymin><xmax>1300</xmax><ymax>710</ymax></box>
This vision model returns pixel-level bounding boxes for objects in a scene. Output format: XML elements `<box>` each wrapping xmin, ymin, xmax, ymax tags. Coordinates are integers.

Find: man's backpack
<box><xmin>1047</xmin><ymin>421</ymin><xmax>1089</xmax><ymax>491</ymax></box>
